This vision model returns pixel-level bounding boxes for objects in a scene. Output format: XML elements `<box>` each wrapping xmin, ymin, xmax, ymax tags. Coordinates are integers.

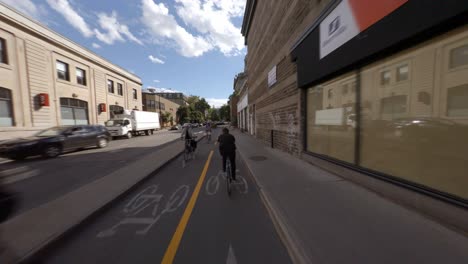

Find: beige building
<box><xmin>0</xmin><ymin>3</ymin><xmax>142</xmax><ymax>140</ymax></box>
<box><xmin>142</xmin><ymin>91</ymin><xmax>180</xmax><ymax>127</ymax></box>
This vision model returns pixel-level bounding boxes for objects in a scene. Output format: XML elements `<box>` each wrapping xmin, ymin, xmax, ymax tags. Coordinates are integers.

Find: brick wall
<box><xmin>244</xmin><ymin>0</ymin><xmax>331</xmax><ymax>156</ymax></box>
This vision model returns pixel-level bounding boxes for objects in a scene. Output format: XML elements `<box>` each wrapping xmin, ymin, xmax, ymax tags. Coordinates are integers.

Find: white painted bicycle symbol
<box><xmin>205</xmin><ymin>170</ymin><xmax>248</xmax><ymax>195</ymax></box>
<box><xmin>97</xmin><ymin>184</ymin><xmax>190</xmax><ymax>237</ymax></box>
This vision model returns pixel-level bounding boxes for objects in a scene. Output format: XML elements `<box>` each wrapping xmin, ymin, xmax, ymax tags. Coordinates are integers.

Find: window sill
<box><xmin>108</xmin><ymin>93</ymin><xmax>124</xmax><ymax>98</ymax></box>
<box><xmin>0</xmin><ymin>63</ymin><xmax>12</xmax><ymax>70</ymax></box>
<box><xmin>56</xmin><ymin>79</ymin><xmax>88</xmax><ymax>89</ymax></box>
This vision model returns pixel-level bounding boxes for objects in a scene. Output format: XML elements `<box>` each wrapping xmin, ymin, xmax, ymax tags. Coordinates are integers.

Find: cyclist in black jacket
<box><xmin>217</xmin><ymin>128</ymin><xmax>236</xmax><ymax>180</ymax></box>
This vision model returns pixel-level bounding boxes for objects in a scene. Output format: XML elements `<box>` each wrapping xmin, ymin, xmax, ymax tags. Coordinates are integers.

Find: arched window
<box><xmin>109</xmin><ymin>105</ymin><xmax>124</xmax><ymax>119</ymax></box>
<box><xmin>60</xmin><ymin>98</ymin><xmax>89</xmax><ymax>125</ymax></box>
<box><xmin>0</xmin><ymin>87</ymin><xmax>13</xmax><ymax>126</ymax></box>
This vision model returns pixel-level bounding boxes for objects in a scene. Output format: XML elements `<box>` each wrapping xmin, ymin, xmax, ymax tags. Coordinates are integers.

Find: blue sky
<box><xmin>0</xmin><ymin>0</ymin><xmax>246</xmax><ymax>107</ymax></box>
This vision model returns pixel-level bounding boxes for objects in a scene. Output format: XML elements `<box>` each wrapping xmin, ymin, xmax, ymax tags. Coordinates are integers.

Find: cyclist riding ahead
<box><xmin>181</xmin><ymin>124</ymin><xmax>197</xmax><ymax>153</ymax></box>
<box><xmin>217</xmin><ymin>128</ymin><xmax>236</xmax><ymax>181</ymax></box>
<box><xmin>205</xmin><ymin>121</ymin><xmax>212</xmax><ymax>142</ymax></box>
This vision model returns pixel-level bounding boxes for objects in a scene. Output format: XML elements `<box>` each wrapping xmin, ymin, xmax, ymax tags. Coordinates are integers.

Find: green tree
<box><xmin>194</xmin><ymin>98</ymin><xmax>210</xmax><ymax>115</ymax></box>
<box><xmin>161</xmin><ymin>112</ymin><xmax>172</xmax><ymax>126</ymax></box>
<box><xmin>209</xmin><ymin>108</ymin><xmax>220</xmax><ymax>121</ymax></box>
<box><xmin>176</xmin><ymin>105</ymin><xmax>190</xmax><ymax>124</ymax></box>
<box><xmin>186</xmin><ymin>96</ymin><xmax>199</xmax><ymax>108</ymax></box>
<box><xmin>219</xmin><ymin>104</ymin><xmax>230</xmax><ymax>121</ymax></box>
<box><xmin>189</xmin><ymin>110</ymin><xmax>204</xmax><ymax>123</ymax></box>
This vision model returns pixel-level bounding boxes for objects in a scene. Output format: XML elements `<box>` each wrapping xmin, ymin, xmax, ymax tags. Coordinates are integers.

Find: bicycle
<box><xmin>226</xmin><ymin>159</ymin><xmax>233</xmax><ymax>196</ymax></box>
<box><xmin>206</xmin><ymin>130</ymin><xmax>212</xmax><ymax>143</ymax></box>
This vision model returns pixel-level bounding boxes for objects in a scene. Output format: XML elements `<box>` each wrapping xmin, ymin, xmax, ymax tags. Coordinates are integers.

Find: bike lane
<box><xmin>39</xmin><ymin>129</ymin><xmax>291</xmax><ymax>264</ymax></box>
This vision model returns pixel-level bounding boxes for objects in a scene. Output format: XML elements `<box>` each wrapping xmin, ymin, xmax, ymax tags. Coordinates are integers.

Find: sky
<box><xmin>0</xmin><ymin>0</ymin><xmax>246</xmax><ymax>107</ymax></box>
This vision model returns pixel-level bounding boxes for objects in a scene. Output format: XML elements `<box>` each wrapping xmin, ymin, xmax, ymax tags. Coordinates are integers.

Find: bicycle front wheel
<box><xmin>226</xmin><ymin>161</ymin><xmax>232</xmax><ymax>196</ymax></box>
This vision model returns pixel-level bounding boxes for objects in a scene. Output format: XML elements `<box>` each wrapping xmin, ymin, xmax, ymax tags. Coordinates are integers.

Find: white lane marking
<box><xmin>0</xmin><ymin>158</ymin><xmax>11</xmax><ymax>165</ymax></box>
<box><xmin>226</xmin><ymin>244</ymin><xmax>238</xmax><ymax>264</ymax></box>
<box><xmin>97</xmin><ymin>185</ymin><xmax>190</xmax><ymax>237</ymax></box>
<box><xmin>205</xmin><ymin>170</ymin><xmax>248</xmax><ymax>195</ymax></box>
<box><xmin>0</xmin><ymin>166</ymin><xmax>28</xmax><ymax>177</ymax></box>
<box><xmin>0</xmin><ymin>166</ymin><xmax>40</xmax><ymax>184</ymax></box>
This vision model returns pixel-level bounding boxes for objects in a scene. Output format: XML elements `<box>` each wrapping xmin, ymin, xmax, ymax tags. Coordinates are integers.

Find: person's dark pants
<box><xmin>222</xmin><ymin>151</ymin><xmax>236</xmax><ymax>180</ymax></box>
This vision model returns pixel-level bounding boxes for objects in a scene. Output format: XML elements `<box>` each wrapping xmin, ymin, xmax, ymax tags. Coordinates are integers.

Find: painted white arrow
<box><xmin>226</xmin><ymin>244</ymin><xmax>238</xmax><ymax>264</ymax></box>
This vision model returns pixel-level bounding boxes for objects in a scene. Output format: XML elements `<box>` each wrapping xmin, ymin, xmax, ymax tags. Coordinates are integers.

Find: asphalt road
<box><xmin>0</xmin><ymin>128</ymin><xmax>203</xmax><ymax>217</ymax></box>
<box><xmin>40</xmin><ymin>128</ymin><xmax>292</xmax><ymax>264</ymax></box>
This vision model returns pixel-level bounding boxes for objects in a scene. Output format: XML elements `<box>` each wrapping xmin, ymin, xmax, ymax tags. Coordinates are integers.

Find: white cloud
<box><xmin>145</xmin><ymin>87</ymin><xmax>183</xmax><ymax>94</ymax></box>
<box><xmin>94</xmin><ymin>11</ymin><xmax>143</xmax><ymax>45</ymax></box>
<box><xmin>141</xmin><ymin>0</ymin><xmax>212</xmax><ymax>57</ymax></box>
<box><xmin>206</xmin><ymin>98</ymin><xmax>228</xmax><ymax>108</ymax></box>
<box><xmin>175</xmin><ymin>0</ymin><xmax>245</xmax><ymax>56</ymax></box>
<box><xmin>1</xmin><ymin>0</ymin><xmax>40</xmax><ymax>18</ymax></box>
<box><xmin>0</xmin><ymin>0</ymin><xmax>47</xmax><ymax>22</ymax></box>
<box><xmin>92</xmin><ymin>43</ymin><xmax>101</xmax><ymax>49</ymax></box>
<box><xmin>153</xmin><ymin>80</ymin><xmax>161</xmax><ymax>83</ymax></box>
<box><xmin>46</xmin><ymin>0</ymin><xmax>93</xmax><ymax>38</ymax></box>
<box><xmin>148</xmin><ymin>55</ymin><xmax>165</xmax><ymax>64</ymax></box>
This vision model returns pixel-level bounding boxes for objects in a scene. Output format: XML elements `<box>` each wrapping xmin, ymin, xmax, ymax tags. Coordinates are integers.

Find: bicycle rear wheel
<box><xmin>226</xmin><ymin>160</ymin><xmax>232</xmax><ymax>196</ymax></box>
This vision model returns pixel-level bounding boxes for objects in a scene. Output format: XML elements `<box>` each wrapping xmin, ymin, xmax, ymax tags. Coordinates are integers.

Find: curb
<box><xmin>236</xmin><ymin>142</ymin><xmax>313</xmax><ymax>264</ymax></box>
<box><xmin>11</xmin><ymin>136</ymin><xmax>204</xmax><ymax>264</ymax></box>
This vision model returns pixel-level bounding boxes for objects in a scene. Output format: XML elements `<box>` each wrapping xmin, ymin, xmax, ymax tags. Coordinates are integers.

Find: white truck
<box><xmin>105</xmin><ymin>110</ymin><xmax>160</xmax><ymax>139</ymax></box>
<box><xmin>315</xmin><ymin>107</ymin><xmax>356</xmax><ymax>129</ymax></box>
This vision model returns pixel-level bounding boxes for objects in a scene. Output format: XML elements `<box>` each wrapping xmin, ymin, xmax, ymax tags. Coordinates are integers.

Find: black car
<box><xmin>0</xmin><ymin>125</ymin><xmax>111</xmax><ymax>160</ymax></box>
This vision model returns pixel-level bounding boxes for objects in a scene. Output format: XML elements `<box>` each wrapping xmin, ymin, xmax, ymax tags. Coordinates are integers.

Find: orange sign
<box><xmin>348</xmin><ymin>0</ymin><xmax>408</xmax><ymax>32</ymax></box>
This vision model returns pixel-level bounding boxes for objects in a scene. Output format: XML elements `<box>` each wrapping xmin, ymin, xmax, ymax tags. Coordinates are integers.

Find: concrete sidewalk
<box><xmin>233</xmin><ymin>130</ymin><xmax>468</xmax><ymax>264</ymax></box>
<box><xmin>0</xmin><ymin>136</ymin><xmax>203</xmax><ymax>264</ymax></box>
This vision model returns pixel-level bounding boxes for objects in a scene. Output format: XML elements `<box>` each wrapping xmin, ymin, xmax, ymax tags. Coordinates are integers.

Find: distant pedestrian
<box><xmin>217</xmin><ymin>128</ymin><xmax>236</xmax><ymax>180</ymax></box>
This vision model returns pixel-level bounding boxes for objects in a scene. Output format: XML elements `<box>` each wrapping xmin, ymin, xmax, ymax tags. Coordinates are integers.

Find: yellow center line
<box><xmin>161</xmin><ymin>150</ymin><xmax>214</xmax><ymax>264</ymax></box>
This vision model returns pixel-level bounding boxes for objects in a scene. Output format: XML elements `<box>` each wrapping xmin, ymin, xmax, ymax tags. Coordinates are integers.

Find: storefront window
<box><xmin>360</xmin><ymin>31</ymin><xmax>468</xmax><ymax>199</ymax></box>
<box><xmin>60</xmin><ymin>98</ymin><xmax>89</xmax><ymax>125</ymax></box>
<box><xmin>306</xmin><ymin>73</ymin><xmax>357</xmax><ymax>163</ymax></box>
<box><xmin>0</xmin><ymin>87</ymin><xmax>13</xmax><ymax>126</ymax></box>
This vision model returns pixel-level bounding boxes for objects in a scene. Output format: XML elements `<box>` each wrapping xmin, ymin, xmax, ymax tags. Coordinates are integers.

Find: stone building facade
<box><xmin>142</xmin><ymin>91</ymin><xmax>180</xmax><ymax>127</ymax></box>
<box><xmin>0</xmin><ymin>3</ymin><xmax>142</xmax><ymax>140</ymax></box>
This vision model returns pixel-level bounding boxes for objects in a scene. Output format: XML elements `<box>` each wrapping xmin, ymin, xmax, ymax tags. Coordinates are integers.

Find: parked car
<box><xmin>169</xmin><ymin>124</ymin><xmax>181</xmax><ymax>131</ymax></box>
<box><xmin>182</xmin><ymin>123</ymin><xmax>191</xmax><ymax>128</ymax></box>
<box><xmin>0</xmin><ymin>125</ymin><xmax>111</xmax><ymax>160</ymax></box>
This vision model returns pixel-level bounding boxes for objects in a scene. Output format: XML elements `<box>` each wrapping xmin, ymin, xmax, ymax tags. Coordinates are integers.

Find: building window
<box><xmin>117</xmin><ymin>83</ymin><xmax>123</xmax><ymax>96</ymax></box>
<box><xmin>56</xmin><ymin>61</ymin><xmax>70</xmax><ymax>81</ymax></box>
<box><xmin>450</xmin><ymin>44</ymin><xmax>468</xmax><ymax>69</ymax></box>
<box><xmin>161</xmin><ymin>103</ymin><xmax>165</xmax><ymax>110</ymax></box>
<box><xmin>380</xmin><ymin>70</ymin><xmax>391</xmax><ymax>85</ymax></box>
<box><xmin>380</xmin><ymin>95</ymin><xmax>407</xmax><ymax>118</ymax></box>
<box><xmin>0</xmin><ymin>38</ymin><xmax>8</xmax><ymax>65</ymax></box>
<box><xmin>327</xmin><ymin>89</ymin><xmax>333</xmax><ymax>99</ymax></box>
<box><xmin>396</xmin><ymin>65</ymin><xmax>409</xmax><ymax>82</ymax></box>
<box><xmin>110</xmin><ymin>105</ymin><xmax>124</xmax><ymax>119</ymax></box>
<box><xmin>351</xmin><ymin>82</ymin><xmax>356</xmax><ymax>93</ymax></box>
<box><xmin>342</xmin><ymin>84</ymin><xmax>348</xmax><ymax>95</ymax></box>
<box><xmin>108</xmin><ymin>80</ymin><xmax>114</xmax><ymax>93</ymax></box>
<box><xmin>133</xmin><ymin>89</ymin><xmax>137</xmax><ymax>100</ymax></box>
<box><xmin>60</xmin><ymin>98</ymin><xmax>88</xmax><ymax>125</ymax></box>
<box><xmin>0</xmin><ymin>87</ymin><xmax>13</xmax><ymax>126</ymax></box>
<box><xmin>447</xmin><ymin>84</ymin><xmax>468</xmax><ymax>117</ymax></box>
<box><xmin>76</xmin><ymin>68</ymin><xmax>86</xmax><ymax>86</ymax></box>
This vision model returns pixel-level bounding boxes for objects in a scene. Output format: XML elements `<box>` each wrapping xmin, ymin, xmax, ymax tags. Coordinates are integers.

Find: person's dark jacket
<box><xmin>218</xmin><ymin>133</ymin><xmax>236</xmax><ymax>155</ymax></box>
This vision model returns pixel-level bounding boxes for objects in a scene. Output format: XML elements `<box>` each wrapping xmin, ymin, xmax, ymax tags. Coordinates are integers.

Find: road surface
<box><xmin>39</xmin><ymin>128</ymin><xmax>292</xmax><ymax>264</ymax></box>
